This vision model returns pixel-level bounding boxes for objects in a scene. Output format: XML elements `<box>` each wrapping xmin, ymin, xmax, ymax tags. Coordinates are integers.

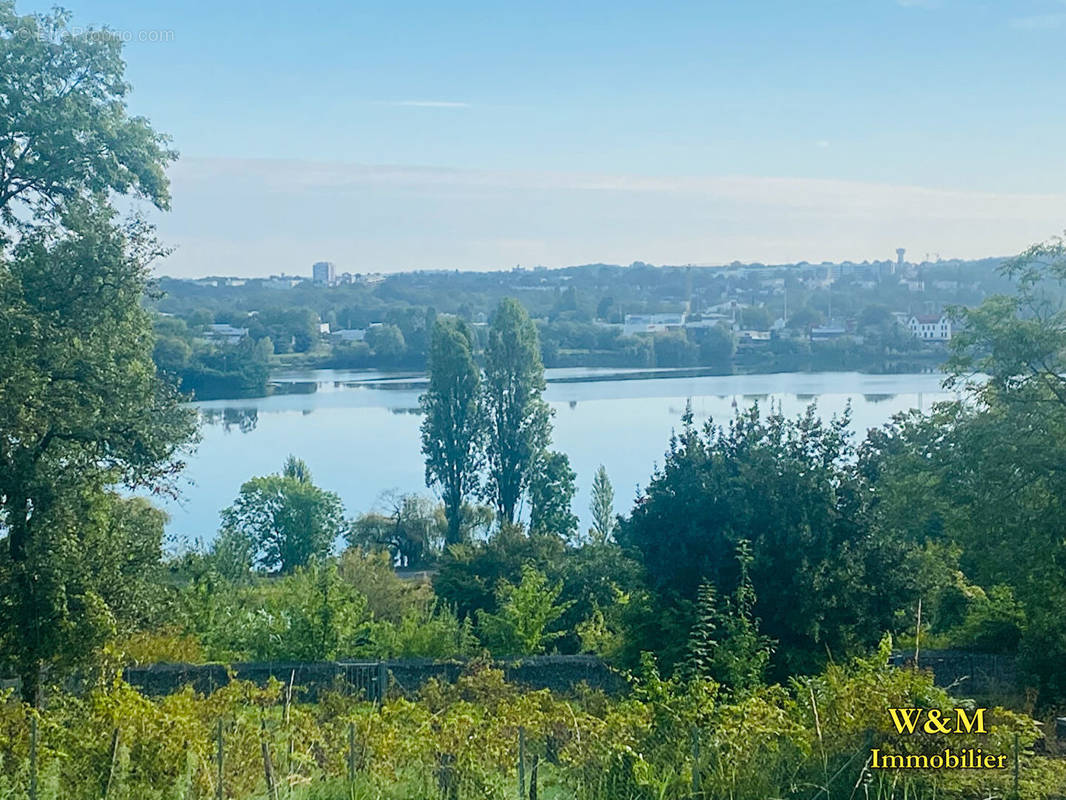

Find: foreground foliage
<box><xmin>0</xmin><ymin>644</ymin><xmax>1062</xmax><ymax>800</ymax></box>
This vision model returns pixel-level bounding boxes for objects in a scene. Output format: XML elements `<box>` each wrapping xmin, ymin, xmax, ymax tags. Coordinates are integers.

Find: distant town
<box><xmin>151</xmin><ymin>249</ymin><xmax>1007</xmax><ymax>399</ymax></box>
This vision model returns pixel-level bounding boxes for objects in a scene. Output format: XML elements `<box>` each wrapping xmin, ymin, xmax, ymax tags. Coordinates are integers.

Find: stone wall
<box><xmin>888</xmin><ymin>649</ymin><xmax>1018</xmax><ymax>696</ymax></box>
<box><xmin>121</xmin><ymin>655</ymin><xmax>625</xmax><ymax>700</ymax></box>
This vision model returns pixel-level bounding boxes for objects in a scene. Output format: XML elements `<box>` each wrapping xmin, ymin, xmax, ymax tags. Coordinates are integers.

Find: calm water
<box><xmin>161</xmin><ymin>369</ymin><xmax>955</xmax><ymax>545</ymax></box>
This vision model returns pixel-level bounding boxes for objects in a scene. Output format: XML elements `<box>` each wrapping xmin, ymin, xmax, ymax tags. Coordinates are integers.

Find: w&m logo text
<box><xmin>871</xmin><ymin>708</ymin><xmax>1007</xmax><ymax>770</ymax></box>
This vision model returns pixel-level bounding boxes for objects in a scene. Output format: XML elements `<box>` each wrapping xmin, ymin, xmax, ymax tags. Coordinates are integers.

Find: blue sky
<box><xmin>20</xmin><ymin>0</ymin><xmax>1066</xmax><ymax>275</ymax></box>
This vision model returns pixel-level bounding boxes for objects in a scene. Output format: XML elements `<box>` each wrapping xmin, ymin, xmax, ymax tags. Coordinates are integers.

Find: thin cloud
<box><xmin>151</xmin><ymin>157</ymin><xmax>1066</xmax><ymax>277</ymax></box>
<box><xmin>1009</xmin><ymin>12</ymin><xmax>1066</xmax><ymax>29</ymax></box>
<box><xmin>383</xmin><ymin>100</ymin><xmax>471</xmax><ymax>108</ymax></box>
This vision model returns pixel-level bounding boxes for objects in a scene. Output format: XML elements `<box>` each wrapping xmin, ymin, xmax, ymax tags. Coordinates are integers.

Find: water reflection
<box><xmin>199</xmin><ymin>407</ymin><xmax>259</xmax><ymax>433</ymax></box>
<box><xmin>197</xmin><ymin>388</ymin><xmax>918</xmax><ymax>435</ymax></box>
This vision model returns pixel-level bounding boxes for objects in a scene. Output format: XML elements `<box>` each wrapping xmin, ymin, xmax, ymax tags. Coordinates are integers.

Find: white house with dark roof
<box><xmin>907</xmin><ymin>314</ymin><xmax>951</xmax><ymax>341</ymax></box>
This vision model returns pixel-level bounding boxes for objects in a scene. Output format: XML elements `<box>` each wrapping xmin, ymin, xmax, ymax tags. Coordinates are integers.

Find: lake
<box><xmin>161</xmin><ymin>369</ymin><xmax>956</xmax><ymax>545</ymax></box>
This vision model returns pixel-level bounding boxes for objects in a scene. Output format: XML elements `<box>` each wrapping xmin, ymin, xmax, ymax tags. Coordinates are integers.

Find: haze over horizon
<box><xmin>22</xmin><ymin>0</ymin><xmax>1066</xmax><ymax>277</ymax></box>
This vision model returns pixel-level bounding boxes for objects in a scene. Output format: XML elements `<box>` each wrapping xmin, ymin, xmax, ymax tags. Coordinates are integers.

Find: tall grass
<box><xmin>0</xmin><ymin>646</ymin><xmax>1062</xmax><ymax>800</ymax></box>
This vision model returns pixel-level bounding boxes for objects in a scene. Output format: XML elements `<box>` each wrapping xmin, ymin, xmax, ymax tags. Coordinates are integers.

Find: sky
<box><xmin>20</xmin><ymin>0</ymin><xmax>1066</xmax><ymax>276</ymax></box>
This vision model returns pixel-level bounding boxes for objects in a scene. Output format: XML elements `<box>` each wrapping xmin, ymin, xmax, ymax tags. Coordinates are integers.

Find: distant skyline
<box><xmin>152</xmin><ymin>157</ymin><xmax>1066</xmax><ymax>278</ymax></box>
<box><xmin>21</xmin><ymin>0</ymin><xmax>1066</xmax><ymax>277</ymax></box>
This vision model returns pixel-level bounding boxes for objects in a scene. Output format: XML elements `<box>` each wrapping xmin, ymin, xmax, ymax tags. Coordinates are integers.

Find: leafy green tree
<box><xmin>220</xmin><ymin>460</ymin><xmax>345</xmax><ymax>573</ymax></box>
<box><xmin>186</xmin><ymin>309</ymin><xmax>214</xmax><ymax>329</ymax></box>
<box><xmin>366</xmin><ymin>323</ymin><xmax>407</xmax><ymax>364</ymax></box>
<box><xmin>336</xmin><ymin>548</ymin><xmax>418</xmax><ymax>623</ymax></box>
<box><xmin>556</xmin><ymin>541</ymin><xmax>649</xmax><ymax>660</ymax></box>
<box><xmin>857</xmin><ymin>304</ymin><xmax>894</xmax><ymax>330</ymax></box>
<box><xmin>946</xmin><ymin>235</ymin><xmax>1066</xmax><ymax>407</ymax></box>
<box><xmin>528</xmin><ymin>450</ymin><xmax>578</xmax><ymax>539</ymax></box>
<box><xmin>0</xmin><ymin>488</ymin><xmax>172</xmax><ymax>700</ymax></box>
<box><xmin>256</xmin><ymin>307</ymin><xmax>320</xmax><ymax>353</ymax></box>
<box><xmin>862</xmin><ymin>399</ymin><xmax>1066</xmax><ymax>700</ymax></box>
<box><xmin>588</xmin><ymin>464</ymin><xmax>616</xmax><ymax>543</ymax></box>
<box><xmin>371</xmin><ymin>600</ymin><xmax>479</xmax><ymax>659</ymax></box>
<box><xmin>152</xmin><ymin>335</ymin><xmax>191</xmax><ymax>377</ymax></box>
<box><xmin>420</xmin><ymin>318</ymin><xmax>483</xmax><ymax>544</ymax></box>
<box><xmin>948</xmin><ymin>584</ymin><xmax>1026</xmax><ymax>653</ymax></box>
<box><xmin>276</xmin><ymin>560</ymin><xmax>371</xmax><ymax>661</ymax></box>
<box><xmin>620</xmin><ymin>334</ymin><xmax>655</xmax><ymax>366</ymax></box>
<box><xmin>596</xmin><ymin>295</ymin><xmax>615</xmax><ymax>321</ymax></box>
<box><xmin>481</xmin><ymin>298</ymin><xmax>552</xmax><ymax>523</ymax></box>
<box><xmin>175</xmin><ymin>334</ymin><xmax>272</xmax><ymax>399</ymax></box>
<box><xmin>0</xmin><ymin>207</ymin><xmax>197</xmax><ymax>701</ymax></box>
<box><xmin>433</xmin><ymin>524</ymin><xmax>567</xmax><ymax>621</ymax></box>
<box><xmin>0</xmin><ymin>3</ymin><xmax>175</xmax><ymax>230</ymax></box>
<box><xmin>857</xmin><ymin>304</ymin><xmax>908</xmax><ymax>354</ymax></box>
<box><xmin>346</xmin><ymin>493</ymin><xmax>444</xmax><ymax>567</ymax></box>
<box><xmin>786</xmin><ymin>306</ymin><xmax>824</xmax><ymax>331</ymax></box>
<box><xmin>740</xmin><ymin>305</ymin><xmax>774</xmax><ymax>330</ymax></box>
<box><xmin>617</xmin><ymin>403</ymin><xmax>911</xmax><ymax>676</ymax></box>
<box><xmin>457</xmin><ymin>502</ymin><xmax>496</xmax><ymax>541</ymax></box>
<box><xmin>329</xmin><ymin>339</ymin><xmax>372</xmax><ymax>369</ymax></box>
<box><xmin>652</xmin><ymin>330</ymin><xmax>699</xmax><ymax>367</ymax></box>
<box><xmin>0</xmin><ymin>10</ymin><xmax>197</xmax><ymax>698</ymax></box>
<box><xmin>697</xmin><ymin>324</ymin><xmax>736</xmax><ymax>366</ymax></box>
<box><xmin>93</xmin><ymin>495</ymin><xmax>174</xmax><ymax>628</ymax></box>
<box><xmin>477</xmin><ymin>564</ymin><xmax>574</xmax><ymax>656</ymax></box>
<box><xmin>862</xmin><ymin>235</ymin><xmax>1066</xmax><ymax>701</ymax></box>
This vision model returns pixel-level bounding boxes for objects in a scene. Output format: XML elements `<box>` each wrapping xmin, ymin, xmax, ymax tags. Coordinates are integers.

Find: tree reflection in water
<box><xmin>200</xmin><ymin>407</ymin><xmax>259</xmax><ymax>433</ymax></box>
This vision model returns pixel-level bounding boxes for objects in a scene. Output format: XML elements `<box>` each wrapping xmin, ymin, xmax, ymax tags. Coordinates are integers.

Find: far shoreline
<box><xmin>184</xmin><ymin>359</ymin><xmax>950</xmax><ymax>403</ymax></box>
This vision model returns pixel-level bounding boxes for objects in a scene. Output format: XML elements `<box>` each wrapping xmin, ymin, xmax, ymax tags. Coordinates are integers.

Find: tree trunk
<box><xmin>5</xmin><ymin>493</ymin><xmax>37</xmax><ymax>703</ymax></box>
<box><xmin>9</xmin><ymin>523</ymin><xmax>42</xmax><ymax>707</ymax></box>
<box><xmin>447</xmin><ymin>512</ymin><xmax>461</xmax><ymax>546</ymax></box>
<box><xmin>15</xmin><ymin>552</ymin><xmax>42</xmax><ymax>704</ymax></box>
<box><xmin>19</xmin><ymin>656</ymin><xmax>40</xmax><ymax>707</ymax></box>
<box><xmin>7</xmin><ymin>494</ymin><xmax>29</xmax><ymax>562</ymax></box>
<box><xmin>445</xmin><ymin>492</ymin><xmax>462</xmax><ymax>546</ymax></box>
<box><xmin>498</xmin><ymin>481</ymin><xmax>517</xmax><ymax>525</ymax></box>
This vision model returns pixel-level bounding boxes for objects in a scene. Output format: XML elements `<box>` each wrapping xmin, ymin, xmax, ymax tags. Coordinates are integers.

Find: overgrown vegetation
<box><xmin>0</xmin><ymin>645</ymin><xmax>1063</xmax><ymax>800</ymax></box>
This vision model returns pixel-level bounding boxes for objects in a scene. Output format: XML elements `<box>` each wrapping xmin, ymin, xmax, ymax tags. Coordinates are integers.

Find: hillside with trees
<box><xmin>147</xmin><ymin>254</ymin><xmax>1012</xmax><ymax>398</ymax></box>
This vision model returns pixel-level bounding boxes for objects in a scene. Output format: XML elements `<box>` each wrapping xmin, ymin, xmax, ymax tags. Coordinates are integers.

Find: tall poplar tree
<box><xmin>589</xmin><ymin>464</ymin><xmax>616</xmax><ymax>543</ymax></box>
<box><xmin>420</xmin><ymin>317</ymin><xmax>483</xmax><ymax>544</ymax></box>
<box><xmin>481</xmin><ymin>298</ymin><xmax>552</xmax><ymax>524</ymax></box>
